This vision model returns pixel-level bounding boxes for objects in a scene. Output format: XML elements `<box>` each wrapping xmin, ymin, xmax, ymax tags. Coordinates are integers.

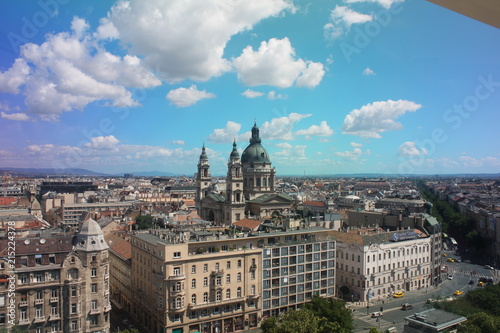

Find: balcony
<box><xmin>18</xmin><ymin>300</ymin><xmax>28</xmax><ymax>307</ymax></box>
<box><xmin>211</xmin><ymin>270</ymin><xmax>224</xmax><ymax>277</ymax></box>
<box><xmin>50</xmin><ymin>297</ymin><xmax>58</xmax><ymax>303</ymax></box>
<box><xmin>168</xmin><ymin>274</ymin><xmax>186</xmax><ymax>281</ymax></box>
<box><xmin>250</xmin><ymin>264</ymin><xmax>257</xmax><ymax>271</ymax></box>
<box><xmin>247</xmin><ymin>293</ymin><xmax>260</xmax><ymax>300</ymax></box>
<box><xmin>170</xmin><ymin>306</ymin><xmax>186</xmax><ymax>313</ymax></box>
<box><xmin>104</xmin><ymin>305</ymin><xmax>112</xmax><ymax>311</ymax></box>
<box><xmin>188</xmin><ymin>297</ymin><xmax>246</xmax><ymax>310</ymax></box>
<box><xmin>33</xmin><ymin>316</ymin><xmax>46</xmax><ymax>323</ymax></box>
<box><xmin>18</xmin><ymin>318</ymin><xmax>30</xmax><ymax>325</ymax></box>
<box><xmin>34</xmin><ymin>299</ymin><xmax>44</xmax><ymax>305</ymax></box>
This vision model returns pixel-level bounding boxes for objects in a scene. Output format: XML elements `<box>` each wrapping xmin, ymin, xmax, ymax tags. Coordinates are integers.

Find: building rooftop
<box><xmin>405</xmin><ymin>308</ymin><xmax>467</xmax><ymax>331</ymax></box>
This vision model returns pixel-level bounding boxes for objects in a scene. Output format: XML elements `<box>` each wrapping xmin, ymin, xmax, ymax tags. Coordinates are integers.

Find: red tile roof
<box><xmin>232</xmin><ymin>219</ymin><xmax>263</xmax><ymax>230</ymax></box>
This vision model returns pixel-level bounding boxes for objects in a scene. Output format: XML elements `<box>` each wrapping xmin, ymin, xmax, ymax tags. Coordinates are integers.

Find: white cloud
<box><xmin>350</xmin><ymin>142</ymin><xmax>363</xmax><ymax>147</ymax></box>
<box><xmin>260</xmin><ymin>113</ymin><xmax>311</xmax><ymax>141</ymax></box>
<box><xmin>83</xmin><ymin>135</ymin><xmax>120</xmax><ymax>150</ymax></box>
<box><xmin>274</xmin><ymin>143</ymin><xmax>307</xmax><ymax>159</ymax></box>
<box><xmin>0</xmin><ymin>58</ymin><xmax>30</xmax><ymax>94</ymax></box>
<box><xmin>172</xmin><ymin>140</ymin><xmax>185</xmax><ymax>145</ymax></box>
<box><xmin>295</xmin><ymin>121</ymin><xmax>334</xmax><ymax>137</ymax></box>
<box><xmin>242</xmin><ymin>89</ymin><xmax>264</xmax><ymax>98</ymax></box>
<box><xmin>208</xmin><ymin>121</ymin><xmax>242</xmax><ymax>143</ymax></box>
<box><xmin>324</xmin><ymin>6</ymin><xmax>372</xmax><ymax>39</ymax></box>
<box><xmin>345</xmin><ymin>0</ymin><xmax>403</xmax><ymax>10</ymax></box>
<box><xmin>397</xmin><ymin>142</ymin><xmax>427</xmax><ymax>157</ymax></box>
<box><xmin>267</xmin><ymin>91</ymin><xmax>287</xmax><ymax>100</ymax></box>
<box><xmin>334</xmin><ymin>147</ymin><xmax>363</xmax><ymax>161</ymax></box>
<box><xmin>459</xmin><ymin>156</ymin><xmax>483</xmax><ymax>167</ymax></box>
<box><xmin>233</xmin><ymin>37</ymin><xmax>324</xmax><ymax>88</ymax></box>
<box><xmin>94</xmin><ymin>17</ymin><xmax>119</xmax><ymax>40</ymax></box>
<box><xmin>342</xmin><ymin>99</ymin><xmax>422</xmax><ymax>138</ymax></box>
<box><xmin>108</xmin><ymin>0</ymin><xmax>294</xmax><ymax>83</ymax></box>
<box><xmin>1</xmin><ymin>17</ymin><xmax>161</xmax><ymax>118</ymax></box>
<box><xmin>1</xmin><ymin>112</ymin><xmax>31</xmax><ymax>121</ymax></box>
<box><xmin>363</xmin><ymin>67</ymin><xmax>376</xmax><ymax>75</ymax></box>
<box><xmin>166</xmin><ymin>85</ymin><xmax>215</xmax><ymax>107</ymax></box>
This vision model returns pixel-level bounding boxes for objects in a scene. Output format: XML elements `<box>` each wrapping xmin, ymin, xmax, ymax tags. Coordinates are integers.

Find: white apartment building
<box><xmin>333</xmin><ymin>227</ymin><xmax>434</xmax><ymax>303</ymax></box>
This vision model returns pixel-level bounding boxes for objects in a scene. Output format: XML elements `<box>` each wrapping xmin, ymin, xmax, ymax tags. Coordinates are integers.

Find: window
<box><xmin>35</xmin><ymin>256</ymin><xmax>42</xmax><ymax>265</ymax></box>
<box><xmin>203</xmin><ymin>292</ymin><xmax>208</xmax><ymax>303</ymax></box>
<box><xmin>191</xmin><ymin>279</ymin><xmax>196</xmax><ymax>288</ymax></box>
<box><xmin>35</xmin><ymin>272</ymin><xmax>44</xmax><ymax>282</ymax></box>
<box><xmin>71</xmin><ymin>303</ymin><xmax>77</xmax><ymax>314</ymax></box>
<box><xmin>237</xmin><ymin>260</ymin><xmax>242</xmax><ymax>268</ymax></box>
<box><xmin>251</xmin><ymin>285</ymin><xmax>256</xmax><ymax>295</ymax></box>
<box><xmin>71</xmin><ymin>321</ymin><xmax>77</xmax><ymax>330</ymax></box>
<box><xmin>91</xmin><ymin>284</ymin><xmax>98</xmax><ymax>293</ymax></box>
<box><xmin>35</xmin><ymin>306</ymin><xmax>43</xmax><ymax>318</ymax></box>
<box><xmin>191</xmin><ymin>294</ymin><xmax>197</xmax><ymax>304</ymax></box>
<box><xmin>70</xmin><ymin>287</ymin><xmax>77</xmax><ymax>297</ymax></box>
<box><xmin>216</xmin><ymin>277</ymin><xmax>222</xmax><ymax>285</ymax></box>
<box><xmin>203</xmin><ymin>277</ymin><xmax>208</xmax><ymax>287</ymax></box>
<box><xmin>91</xmin><ymin>254</ymin><xmax>97</xmax><ymax>261</ymax></box>
<box><xmin>175</xmin><ymin>297</ymin><xmax>183</xmax><ymax>308</ymax></box>
<box><xmin>51</xmin><ymin>289</ymin><xmax>58</xmax><ymax>298</ymax></box>
<box><xmin>237</xmin><ymin>287</ymin><xmax>242</xmax><ymax>298</ymax></box>
<box><xmin>216</xmin><ymin>291</ymin><xmax>221</xmax><ymax>301</ymax></box>
<box><xmin>203</xmin><ymin>264</ymin><xmax>208</xmax><ymax>272</ymax></box>
<box><xmin>173</xmin><ymin>252</ymin><xmax>181</xmax><ymax>258</ymax></box>
<box><xmin>251</xmin><ymin>271</ymin><xmax>255</xmax><ymax>280</ymax></box>
<box><xmin>91</xmin><ymin>268</ymin><xmax>97</xmax><ymax>277</ymax></box>
<box><xmin>51</xmin><ymin>322</ymin><xmax>58</xmax><ymax>332</ymax></box>
<box><xmin>36</xmin><ymin>290</ymin><xmax>43</xmax><ymax>300</ymax></box>
<box><xmin>90</xmin><ymin>315</ymin><xmax>98</xmax><ymax>326</ymax></box>
<box><xmin>215</xmin><ymin>263</ymin><xmax>220</xmax><ymax>271</ymax></box>
<box><xmin>175</xmin><ymin>282</ymin><xmax>182</xmax><ymax>292</ymax></box>
<box><xmin>51</xmin><ymin>305</ymin><xmax>58</xmax><ymax>316</ymax></box>
<box><xmin>226</xmin><ymin>289</ymin><xmax>231</xmax><ymax>299</ymax></box>
<box><xmin>226</xmin><ymin>274</ymin><xmax>231</xmax><ymax>283</ymax></box>
<box><xmin>237</xmin><ymin>273</ymin><xmax>242</xmax><ymax>282</ymax></box>
<box><xmin>173</xmin><ymin>267</ymin><xmax>181</xmax><ymax>276</ymax></box>
<box><xmin>20</xmin><ymin>308</ymin><xmax>27</xmax><ymax>320</ymax></box>
<box><xmin>191</xmin><ymin>265</ymin><xmax>196</xmax><ymax>274</ymax></box>
<box><xmin>227</xmin><ymin>261</ymin><xmax>231</xmax><ymax>269</ymax></box>
<box><xmin>91</xmin><ymin>300</ymin><xmax>98</xmax><ymax>310</ymax></box>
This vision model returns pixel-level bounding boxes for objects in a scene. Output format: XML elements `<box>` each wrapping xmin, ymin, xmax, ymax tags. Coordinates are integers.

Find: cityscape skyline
<box><xmin>1</xmin><ymin>0</ymin><xmax>500</xmax><ymax>176</ymax></box>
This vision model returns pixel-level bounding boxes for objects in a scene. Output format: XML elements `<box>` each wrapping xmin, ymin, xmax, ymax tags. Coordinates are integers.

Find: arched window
<box><xmin>263</xmin><ymin>177</ymin><xmax>267</xmax><ymax>187</ymax></box>
<box><xmin>216</xmin><ymin>291</ymin><xmax>221</xmax><ymax>301</ymax></box>
<box><xmin>256</xmin><ymin>178</ymin><xmax>261</xmax><ymax>186</ymax></box>
<box><xmin>175</xmin><ymin>282</ymin><xmax>182</xmax><ymax>291</ymax></box>
<box><xmin>203</xmin><ymin>292</ymin><xmax>208</xmax><ymax>303</ymax></box>
<box><xmin>203</xmin><ymin>277</ymin><xmax>208</xmax><ymax>287</ymax></box>
<box><xmin>237</xmin><ymin>287</ymin><xmax>242</xmax><ymax>298</ymax></box>
<box><xmin>175</xmin><ymin>297</ymin><xmax>182</xmax><ymax>308</ymax></box>
<box><xmin>249</xmin><ymin>178</ymin><xmax>254</xmax><ymax>187</ymax></box>
<box><xmin>191</xmin><ymin>294</ymin><xmax>196</xmax><ymax>304</ymax></box>
<box><xmin>237</xmin><ymin>272</ymin><xmax>242</xmax><ymax>281</ymax></box>
<box><xmin>226</xmin><ymin>274</ymin><xmax>231</xmax><ymax>284</ymax></box>
<box><xmin>191</xmin><ymin>279</ymin><xmax>196</xmax><ymax>288</ymax></box>
<box><xmin>226</xmin><ymin>289</ymin><xmax>231</xmax><ymax>299</ymax></box>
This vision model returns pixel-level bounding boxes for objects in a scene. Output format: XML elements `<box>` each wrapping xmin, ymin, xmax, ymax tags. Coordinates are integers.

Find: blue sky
<box><xmin>1</xmin><ymin>0</ymin><xmax>499</xmax><ymax>176</ymax></box>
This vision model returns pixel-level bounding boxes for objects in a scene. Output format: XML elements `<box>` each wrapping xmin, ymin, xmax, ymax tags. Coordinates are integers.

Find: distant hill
<box><xmin>120</xmin><ymin>171</ymin><xmax>182</xmax><ymax>177</ymax></box>
<box><xmin>0</xmin><ymin>167</ymin><xmax>110</xmax><ymax>177</ymax></box>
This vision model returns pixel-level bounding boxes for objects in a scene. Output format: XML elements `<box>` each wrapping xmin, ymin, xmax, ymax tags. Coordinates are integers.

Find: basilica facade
<box><xmin>195</xmin><ymin>123</ymin><xmax>294</xmax><ymax>225</ymax></box>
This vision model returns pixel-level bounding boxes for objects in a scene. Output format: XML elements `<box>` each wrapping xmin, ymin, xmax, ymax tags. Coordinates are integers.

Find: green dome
<box><xmin>241</xmin><ymin>122</ymin><xmax>271</xmax><ymax>164</ymax></box>
<box><xmin>241</xmin><ymin>143</ymin><xmax>271</xmax><ymax>163</ymax></box>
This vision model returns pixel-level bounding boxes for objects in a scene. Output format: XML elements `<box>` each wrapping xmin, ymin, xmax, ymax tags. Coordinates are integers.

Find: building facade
<box><xmin>129</xmin><ymin>227</ymin><xmax>336</xmax><ymax>333</ymax></box>
<box><xmin>0</xmin><ymin>218</ymin><xmax>111</xmax><ymax>333</ymax></box>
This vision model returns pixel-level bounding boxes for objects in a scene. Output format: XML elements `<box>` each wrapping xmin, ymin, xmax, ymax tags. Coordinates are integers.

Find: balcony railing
<box><xmin>168</xmin><ymin>274</ymin><xmax>186</xmax><ymax>281</ymax></box>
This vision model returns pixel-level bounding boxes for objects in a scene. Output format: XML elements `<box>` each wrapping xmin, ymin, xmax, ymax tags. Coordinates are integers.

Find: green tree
<box><xmin>261</xmin><ymin>309</ymin><xmax>342</xmax><ymax>333</ymax></box>
<box><xmin>135</xmin><ymin>214</ymin><xmax>156</xmax><ymax>229</ymax></box>
<box><xmin>458</xmin><ymin>312</ymin><xmax>500</xmax><ymax>333</ymax></box>
<box><xmin>368</xmin><ymin>328</ymin><xmax>380</xmax><ymax>333</ymax></box>
<box><xmin>302</xmin><ymin>295</ymin><xmax>354</xmax><ymax>332</ymax></box>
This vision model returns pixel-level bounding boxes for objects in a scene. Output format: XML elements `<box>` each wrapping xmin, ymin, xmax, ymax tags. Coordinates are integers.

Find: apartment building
<box><xmin>332</xmin><ymin>227</ymin><xmax>435</xmax><ymax>303</ymax></box>
<box><xmin>130</xmin><ymin>226</ymin><xmax>336</xmax><ymax>333</ymax></box>
<box><xmin>0</xmin><ymin>218</ymin><xmax>111</xmax><ymax>332</ymax></box>
<box><xmin>61</xmin><ymin>202</ymin><xmax>136</xmax><ymax>229</ymax></box>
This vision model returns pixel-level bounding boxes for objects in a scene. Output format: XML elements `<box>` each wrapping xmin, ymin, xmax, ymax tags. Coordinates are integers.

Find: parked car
<box><xmin>401</xmin><ymin>303</ymin><xmax>413</xmax><ymax>310</ymax></box>
<box><xmin>448</xmin><ymin>275</ymin><xmax>453</xmax><ymax>280</ymax></box>
<box><xmin>453</xmin><ymin>290</ymin><xmax>463</xmax><ymax>296</ymax></box>
<box><xmin>478</xmin><ymin>281</ymin><xmax>484</xmax><ymax>287</ymax></box>
<box><xmin>468</xmin><ymin>280</ymin><xmax>474</xmax><ymax>285</ymax></box>
<box><xmin>446</xmin><ymin>258</ymin><xmax>454</xmax><ymax>262</ymax></box>
<box><xmin>371</xmin><ymin>311</ymin><xmax>383</xmax><ymax>318</ymax></box>
<box><xmin>484</xmin><ymin>265</ymin><xmax>494</xmax><ymax>270</ymax></box>
<box><xmin>463</xmin><ymin>259</ymin><xmax>471</xmax><ymax>263</ymax></box>
<box><xmin>393</xmin><ymin>291</ymin><xmax>405</xmax><ymax>298</ymax></box>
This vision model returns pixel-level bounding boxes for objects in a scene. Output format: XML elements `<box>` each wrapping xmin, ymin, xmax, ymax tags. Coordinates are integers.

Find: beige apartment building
<box><xmin>0</xmin><ymin>218</ymin><xmax>111</xmax><ymax>333</ymax></box>
<box><xmin>130</xmin><ymin>226</ymin><xmax>336</xmax><ymax>333</ymax></box>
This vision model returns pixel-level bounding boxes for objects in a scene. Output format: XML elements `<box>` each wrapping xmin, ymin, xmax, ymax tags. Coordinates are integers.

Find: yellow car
<box><xmin>442</xmin><ymin>253</ymin><xmax>447</xmax><ymax>257</ymax></box>
<box><xmin>478</xmin><ymin>281</ymin><xmax>484</xmax><ymax>287</ymax></box>
<box><xmin>453</xmin><ymin>290</ymin><xmax>463</xmax><ymax>296</ymax></box>
<box><xmin>446</xmin><ymin>258</ymin><xmax>455</xmax><ymax>262</ymax></box>
<box><xmin>393</xmin><ymin>292</ymin><xmax>405</xmax><ymax>298</ymax></box>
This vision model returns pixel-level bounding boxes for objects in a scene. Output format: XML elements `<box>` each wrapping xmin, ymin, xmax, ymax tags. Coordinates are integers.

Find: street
<box><xmin>349</xmin><ymin>251</ymin><xmax>497</xmax><ymax>332</ymax></box>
